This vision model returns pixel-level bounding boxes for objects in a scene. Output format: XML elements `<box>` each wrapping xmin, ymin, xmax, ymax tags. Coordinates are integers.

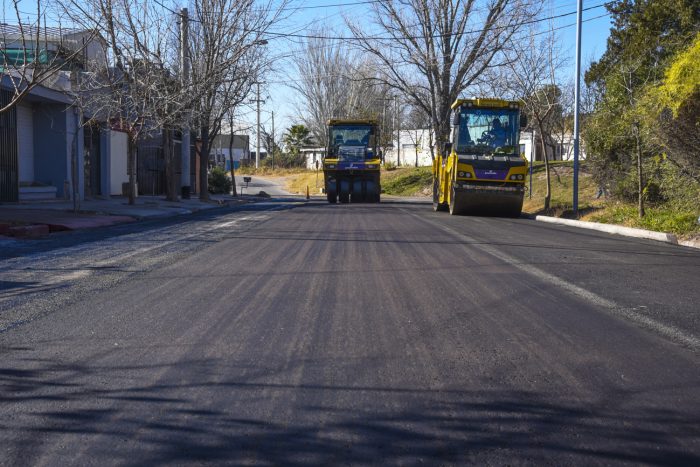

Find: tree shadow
<box><xmin>1</xmin><ymin>352</ymin><xmax>698</xmax><ymax>465</ymax></box>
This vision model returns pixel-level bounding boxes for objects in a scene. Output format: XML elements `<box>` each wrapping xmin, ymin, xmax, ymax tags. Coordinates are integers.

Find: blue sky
<box><xmin>245</xmin><ymin>0</ymin><xmax>613</xmax><ymax>142</ymax></box>
<box><xmin>5</xmin><ymin>0</ymin><xmax>613</xmax><ymax>142</ymax></box>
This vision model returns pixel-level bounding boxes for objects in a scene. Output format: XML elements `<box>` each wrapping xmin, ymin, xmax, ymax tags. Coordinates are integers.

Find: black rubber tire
<box><xmin>432</xmin><ymin>179</ymin><xmax>448</xmax><ymax>212</ymax></box>
<box><xmin>352</xmin><ymin>180</ymin><xmax>364</xmax><ymax>203</ymax></box>
<box><xmin>449</xmin><ymin>188</ymin><xmax>457</xmax><ymax>215</ymax></box>
<box><xmin>449</xmin><ymin>185</ymin><xmax>463</xmax><ymax>216</ymax></box>
<box><xmin>339</xmin><ymin>180</ymin><xmax>350</xmax><ymax>203</ymax></box>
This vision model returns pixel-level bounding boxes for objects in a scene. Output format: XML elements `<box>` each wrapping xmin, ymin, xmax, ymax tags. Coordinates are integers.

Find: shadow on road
<box><xmin>1</xmin><ymin>351</ymin><xmax>698</xmax><ymax>465</ymax></box>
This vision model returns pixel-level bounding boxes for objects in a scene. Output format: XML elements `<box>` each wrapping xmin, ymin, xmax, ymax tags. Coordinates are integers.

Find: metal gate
<box><xmin>0</xmin><ymin>90</ymin><xmax>18</xmax><ymax>202</ymax></box>
<box><xmin>137</xmin><ymin>143</ymin><xmax>165</xmax><ymax>196</ymax></box>
<box><xmin>83</xmin><ymin>122</ymin><xmax>101</xmax><ymax>197</ymax></box>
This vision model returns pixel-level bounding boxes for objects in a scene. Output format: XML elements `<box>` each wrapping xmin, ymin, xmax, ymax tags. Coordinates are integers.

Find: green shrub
<box><xmin>208</xmin><ymin>167</ymin><xmax>232</xmax><ymax>194</ymax></box>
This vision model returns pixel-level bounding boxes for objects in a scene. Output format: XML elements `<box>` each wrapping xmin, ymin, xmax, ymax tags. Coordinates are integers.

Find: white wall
<box><xmin>303</xmin><ymin>149</ymin><xmax>325</xmax><ymax>169</ymax></box>
<box><xmin>384</xmin><ymin>129</ymin><xmax>434</xmax><ymax>166</ymax></box>
<box><xmin>520</xmin><ymin>131</ymin><xmax>536</xmax><ymax>163</ymax></box>
<box><xmin>16</xmin><ymin>103</ymin><xmax>34</xmax><ymax>182</ymax></box>
<box><xmin>109</xmin><ymin>130</ymin><xmax>128</xmax><ymax>195</ymax></box>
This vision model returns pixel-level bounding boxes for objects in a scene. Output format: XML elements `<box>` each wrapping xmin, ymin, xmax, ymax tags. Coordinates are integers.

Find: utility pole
<box><xmin>180</xmin><ymin>8</ymin><xmax>191</xmax><ymax>198</ymax></box>
<box><xmin>572</xmin><ymin>0</ymin><xmax>583</xmax><ymax>215</ymax></box>
<box><xmin>256</xmin><ymin>82</ymin><xmax>261</xmax><ymax>168</ymax></box>
<box><xmin>271</xmin><ymin>110</ymin><xmax>275</xmax><ymax>169</ymax></box>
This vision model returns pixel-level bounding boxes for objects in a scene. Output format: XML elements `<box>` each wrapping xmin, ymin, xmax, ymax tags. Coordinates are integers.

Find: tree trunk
<box><xmin>538</xmin><ymin>125</ymin><xmax>551</xmax><ymax>211</ymax></box>
<box><xmin>128</xmin><ymin>136</ymin><xmax>137</xmax><ymax>205</ymax></box>
<box><xmin>199</xmin><ymin>125</ymin><xmax>210</xmax><ymax>201</ymax></box>
<box><xmin>635</xmin><ymin>123</ymin><xmax>645</xmax><ymax>218</ymax></box>
<box><xmin>163</xmin><ymin>128</ymin><xmax>178</xmax><ymax>202</ymax></box>
<box><xmin>229</xmin><ymin>139</ymin><xmax>237</xmax><ymax>197</ymax></box>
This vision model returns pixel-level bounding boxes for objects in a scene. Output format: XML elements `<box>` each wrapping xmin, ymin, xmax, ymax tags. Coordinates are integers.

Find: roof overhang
<box><xmin>1</xmin><ymin>74</ymin><xmax>73</xmax><ymax>105</ymax></box>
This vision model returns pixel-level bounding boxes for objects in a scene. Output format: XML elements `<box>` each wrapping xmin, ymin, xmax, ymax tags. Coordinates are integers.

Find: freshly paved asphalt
<box><xmin>1</xmin><ymin>198</ymin><xmax>699</xmax><ymax>465</ymax></box>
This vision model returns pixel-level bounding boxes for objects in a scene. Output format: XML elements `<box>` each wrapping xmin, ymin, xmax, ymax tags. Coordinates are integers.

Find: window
<box><xmin>455</xmin><ymin>106</ymin><xmax>520</xmax><ymax>155</ymax></box>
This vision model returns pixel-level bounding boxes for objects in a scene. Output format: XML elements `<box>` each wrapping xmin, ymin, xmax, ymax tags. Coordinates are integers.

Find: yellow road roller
<box><xmin>433</xmin><ymin>98</ymin><xmax>528</xmax><ymax>217</ymax></box>
<box><xmin>323</xmin><ymin>119</ymin><xmax>381</xmax><ymax>203</ymax></box>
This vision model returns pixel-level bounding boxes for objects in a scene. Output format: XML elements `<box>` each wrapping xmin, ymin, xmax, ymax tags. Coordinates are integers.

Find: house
<box><xmin>0</xmin><ymin>24</ymin><xmax>107</xmax><ymax>71</ymax></box>
<box><xmin>302</xmin><ymin>147</ymin><xmax>326</xmax><ymax>170</ymax></box>
<box><xmin>383</xmin><ymin>129</ymin><xmax>434</xmax><ymax>167</ymax></box>
<box><xmin>210</xmin><ymin>134</ymin><xmax>250</xmax><ymax>171</ymax></box>
<box><xmin>0</xmin><ymin>75</ymin><xmax>83</xmax><ymax>202</ymax></box>
<box><xmin>0</xmin><ymin>24</ymin><xmax>119</xmax><ymax>203</ymax></box>
<box><xmin>519</xmin><ymin>130</ymin><xmax>587</xmax><ymax>163</ymax></box>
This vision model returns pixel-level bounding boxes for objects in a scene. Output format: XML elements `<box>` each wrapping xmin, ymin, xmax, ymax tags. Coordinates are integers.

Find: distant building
<box><xmin>384</xmin><ymin>129</ymin><xmax>434</xmax><ymax>167</ymax></box>
<box><xmin>210</xmin><ymin>134</ymin><xmax>250</xmax><ymax>170</ymax></box>
<box><xmin>519</xmin><ymin>130</ymin><xmax>587</xmax><ymax>163</ymax></box>
<box><xmin>301</xmin><ymin>147</ymin><xmax>326</xmax><ymax>170</ymax></box>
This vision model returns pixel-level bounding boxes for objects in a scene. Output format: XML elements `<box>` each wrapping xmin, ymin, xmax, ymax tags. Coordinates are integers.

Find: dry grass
<box><xmin>285</xmin><ymin>170</ymin><xmax>325</xmax><ymax>195</ymax></box>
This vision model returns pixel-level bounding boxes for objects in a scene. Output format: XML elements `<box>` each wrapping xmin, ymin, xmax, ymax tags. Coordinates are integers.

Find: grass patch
<box><xmin>381</xmin><ymin>167</ymin><xmax>433</xmax><ymax>196</ymax></box>
<box><xmin>523</xmin><ymin>161</ymin><xmax>700</xmax><ymax>237</ymax></box>
<box><xmin>585</xmin><ymin>203</ymin><xmax>699</xmax><ymax>236</ymax></box>
<box><xmin>522</xmin><ymin>162</ymin><xmax>602</xmax><ymax>216</ymax></box>
<box><xmin>284</xmin><ymin>166</ymin><xmax>434</xmax><ymax>196</ymax></box>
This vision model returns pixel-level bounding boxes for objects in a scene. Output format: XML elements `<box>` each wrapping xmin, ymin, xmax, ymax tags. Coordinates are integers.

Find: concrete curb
<box><xmin>534</xmin><ymin>215</ymin><xmax>700</xmax><ymax>250</ymax></box>
<box><xmin>678</xmin><ymin>239</ymin><xmax>700</xmax><ymax>249</ymax></box>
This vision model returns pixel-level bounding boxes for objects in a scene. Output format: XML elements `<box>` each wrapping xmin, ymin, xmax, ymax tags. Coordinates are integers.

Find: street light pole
<box><xmin>180</xmin><ymin>8</ymin><xmax>191</xmax><ymax>198</ymax></box>
<box><xmin>271</xmin><ymin>110</ymin><xmax>275</xmax><ymax>170</ymax></box>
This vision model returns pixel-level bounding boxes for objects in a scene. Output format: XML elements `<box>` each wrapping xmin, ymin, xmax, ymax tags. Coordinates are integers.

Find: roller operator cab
<box><xmin>323</xmin><ymin>119</ymin><xmax>381</xmax><ymax>203</ymax></box>
<box><xmin>433</xmin><ymin>98</ymin><xmax>528</xmax><ymax>217</ymax></box>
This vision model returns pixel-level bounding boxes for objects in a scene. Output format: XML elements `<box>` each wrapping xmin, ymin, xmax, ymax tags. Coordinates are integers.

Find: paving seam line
<box><xmin>401</xmin><ymin>208</ymin><xmax>700</xmax><ymax>353</ymax></box>
<box><xmin>535</xmin><ymin>215</ymin><xmax>700</xmax><ymax>250</ymax></box>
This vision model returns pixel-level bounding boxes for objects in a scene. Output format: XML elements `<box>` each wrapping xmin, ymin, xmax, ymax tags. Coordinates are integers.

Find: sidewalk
<box><xmin>0</xmin><ymin>194</ymin><xmax>249</xmax><ymax>238</ymax></box>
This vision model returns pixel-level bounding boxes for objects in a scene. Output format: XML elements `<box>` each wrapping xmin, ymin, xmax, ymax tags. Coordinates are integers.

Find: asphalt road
<box><xmin>1</xmin><ymin>198</ymin><xmax>699</xmax><ymax>465</ymax></box>
<box><xmin>234</xmin><ymin>175</ymin><xmax>292</xmax><ymax>197</ymax></box>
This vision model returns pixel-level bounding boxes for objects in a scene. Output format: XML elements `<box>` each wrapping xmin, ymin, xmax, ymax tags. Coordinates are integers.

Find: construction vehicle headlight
<box><xmin>464</xmin><ymin>172</ymin><xmax>472</xmax><ymax>178</ymax></box>
<box><xmin>518</xmin><ymin>174</ymin><xmax>524</xmax><ymax>180</ymax></box>
<box><xmin>366</xmin><ymin>164</ymin><xmax>376</xmax><ymax>169</ymax></box>
<box><xmin>326</xmin><ymin>164</ymin><xmax>336</xmax><ymax>169</ymax></box>
<box><xmin>510</xmin><ymin>175</ymin><xmax>517</xmax><ymax>180</ymax></box>
<box><xmin>458</xmin><ymin>171</ymin><xmax>465</xmax><ymax>177</ymax></box>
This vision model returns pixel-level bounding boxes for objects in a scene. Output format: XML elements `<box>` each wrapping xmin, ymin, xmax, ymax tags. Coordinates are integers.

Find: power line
<box><xmin>154</xmin><ymin>0</ymin><xmax>606</xmax><ymax>43</ymax></box>
<box><xmin>262</xmin><ymin>3</ymin><xmax>607</xmax><ymax>41</ymax></box>
<box><xmin>258</xmin><ymin>11</ymin><xmax>611</xmax><ymax>85</ymax></box>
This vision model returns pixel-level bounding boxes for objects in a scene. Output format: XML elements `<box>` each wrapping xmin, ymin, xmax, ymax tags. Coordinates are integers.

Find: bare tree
<box><xmin>403</xmin><ymin>104</ymin><xmax>432</xmax><ymax>165</ymax></box>
<box><xmin>346</xmin><ymin>0</ymin><xmax>538</xmax><ymax>155</ymax></box>
<box><xmin>188</xmin><ymin>0</ymin><xmax>286</xmax><ymax>200</ymax></box>
<box><xmin>499</xmin><ymin>25</ymin><xmax>568</xmax><ymax>211</ymax></box>
<box><xmin>290</xmin><ymin>30</ymin><xmax>392</xmax><ymax>149</ymax></box>
<box><xmin>61</xmin><ymin>0</ymin><xmax>189</xmax><ymax>204</ymax></box>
